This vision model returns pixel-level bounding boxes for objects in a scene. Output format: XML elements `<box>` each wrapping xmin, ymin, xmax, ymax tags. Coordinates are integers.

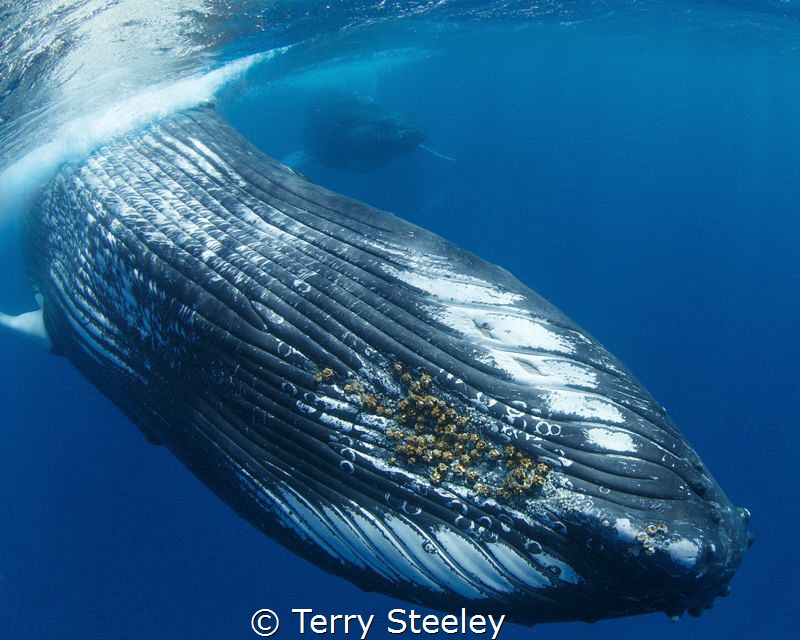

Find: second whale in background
<box><xmin>303</xmin><ymin>89</ymin><xmax>429</xmax><ymax>172</ymax></box>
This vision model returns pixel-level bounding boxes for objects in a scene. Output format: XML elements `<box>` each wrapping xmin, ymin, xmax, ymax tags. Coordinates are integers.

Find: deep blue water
<box><xmin>1</xmin><ymin>6</ymin><xmax>797</xmax><ymax>640</ymax></box>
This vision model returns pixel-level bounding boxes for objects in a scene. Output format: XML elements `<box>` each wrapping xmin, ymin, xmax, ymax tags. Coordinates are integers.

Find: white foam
<box><xmin>0</xmin><ymin>51</ymin><xmax>278</xmax><ymax>227</ymax></box>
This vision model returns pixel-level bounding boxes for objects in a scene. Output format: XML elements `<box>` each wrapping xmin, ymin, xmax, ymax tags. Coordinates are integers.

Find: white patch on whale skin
<box><xmin>0</xmin><ymin>309</ymin><xmax>52</xmax><ymax>350</ymax></box>
<box><xmin>543</xmin><ymin>389</ymin><xmax>625</xmax><ymax>424</ymax></box>
<box><xmin>612</xmin><ymin>517</ymin><xmax>639</xmax><ymax>542</ymax></box>
<box><xmin>381</xmin><ymin>264</ymin><xmax>523</xmax><ymax>306</ymax></box>
<box><xmin>427</xmin><ymin>302</ymin><xmax>595</xmax><ymax>386</ymax></box>
<box><xmin>611</xmin><ymin>517</ymin><xmax>697</xmax><ymax>566</ymax></box>
<box><xmin>586</xmin><ymin>427</ymin><xmax>638</xmax><ymax>453</ymax></box>
<box><xmin>533</xmin><ymin>358</ymin><xmax>599</xmax><ymax>388</ymax></box>
<box><xmin>667</xmin><ymin>538</ymin><xmax>701</xmax><ymax>568</ymax></box>
<box><xmin>433</xmin><ymin>305</ymin><xmax>580</xmax><ymax>355</ymax></box>
<box><xmin>471</xmin><ymin>313</ymin><xmax>580</xmax><ymax>353</ymax></box>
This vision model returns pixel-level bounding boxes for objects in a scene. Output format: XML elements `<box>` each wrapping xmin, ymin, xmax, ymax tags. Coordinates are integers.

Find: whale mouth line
<box><xmin>20</xmin><ymin>105</ymin><xmax>749</xmax><ymax>625</ymax></box>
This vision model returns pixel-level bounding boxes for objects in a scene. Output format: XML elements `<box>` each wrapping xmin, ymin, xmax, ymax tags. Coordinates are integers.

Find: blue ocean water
<box><xmin>1</xmin><ymin>2</ymin><xmax>797</xmax><ymax>639</ymax></box>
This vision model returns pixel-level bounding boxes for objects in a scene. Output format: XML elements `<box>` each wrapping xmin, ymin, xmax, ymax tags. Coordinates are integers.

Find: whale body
<box><xmin>305</xmin><ymin>90</ymin><xmax>427</xmax><ymax>171</ymax></box>
<box><xmin>22</xmin><ymin>107</ymin><xmax>749</xmax><ymax>624</ymax></box>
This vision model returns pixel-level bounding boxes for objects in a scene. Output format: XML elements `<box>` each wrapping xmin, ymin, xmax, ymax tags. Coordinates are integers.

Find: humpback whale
<box><xmin>305</xmin><ymin>90</ymin><xmax>428</xmax><ymax>171</ymax></box>
<box><xmin>19</xmin><ymin>107</ymin><xmax>749</xmax><ymax>624</ymax></box>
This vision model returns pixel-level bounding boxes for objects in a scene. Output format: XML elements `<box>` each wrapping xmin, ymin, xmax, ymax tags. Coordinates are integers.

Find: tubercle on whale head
<box><xmin>526</xmin><ymin>504</ymin><xmax>750</xmax><ymax>623</ymax></box>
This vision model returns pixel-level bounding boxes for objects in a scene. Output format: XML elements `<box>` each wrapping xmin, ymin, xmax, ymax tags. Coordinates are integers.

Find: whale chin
<box><xmin>23</xmin><ymin>106</ymin><xmax>749</xmax><ymax>624</ymax></box>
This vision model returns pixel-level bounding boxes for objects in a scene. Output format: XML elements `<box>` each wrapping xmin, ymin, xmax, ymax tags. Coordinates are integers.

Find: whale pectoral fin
<box><xmin>419</xmin><ymin>144</ymin><xmax>456</xmax><ymax>162</ymax></box>
<box><xmin>281</xmin><ymin>149</ymin><xmax>312</xmax><ymax>175</ymax></box>
<box><xmin>0</xmin><ymin>309</ymin><xmax>52</xmax><ymax>350</ymax></box>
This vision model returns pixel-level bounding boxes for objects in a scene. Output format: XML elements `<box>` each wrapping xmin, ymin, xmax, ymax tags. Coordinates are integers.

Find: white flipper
<box><xmin>419</xmin><ymin>144</ymin><xmax>456</xmax><ymax>162</ymax></box>
<box><xmin>281</xmin><ymin>149</ymin><xmax>312</xmax><ymax>170</ymax></box>
<box><xmin>0</xmin><ymin>309</ymin><xmax>52</xmax><ymax>350</ymax></box>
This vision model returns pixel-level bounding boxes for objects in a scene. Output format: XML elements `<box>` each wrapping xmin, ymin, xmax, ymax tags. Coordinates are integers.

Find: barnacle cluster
<box><xmin>632</xmin><ymin>523</ymin><xmax>669</xmax><ymax>556</ymax></box>
<box><xmin>343</xmin><ymin>380</ymin><xmax>363</xmax><ymax>394</ymax></box>
<box><xmin>314</xmin><ymin>367</ymin><xmax>336</xmax><ymax>382</ymax></box>
<box><xmin>499</xmin><ymin>445</ymin><xmax>551</xmax><ymax>497</ymax></box>
<box><xmin>351</xmin><ymin>362</ymin><xmax>549</xmax><ymax>499</ymax></box>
